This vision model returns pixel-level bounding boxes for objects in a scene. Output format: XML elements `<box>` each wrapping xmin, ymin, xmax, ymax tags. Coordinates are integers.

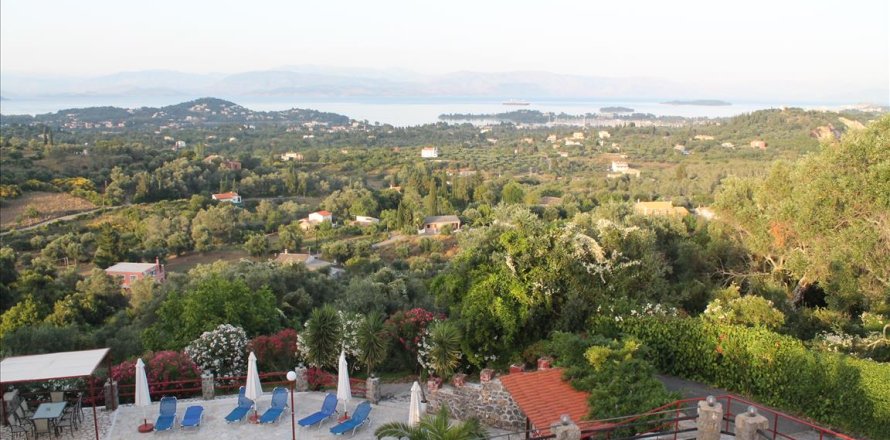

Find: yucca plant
<box><xmin>425</xmin><ymin>320</ymin><xmax>462</xmax><ymax>379</ymax></box>
<box><xmin>375</xmin><ymin>405</ymin><xmax>486</xmax><ymax>440</ymax></box>
<box><xmin>357</xmin><ymin>311</ymin><xmax>390</xmax><ymax>376</ymax></box>
<box><xmin>302</xmin><ymin>305</ymin><xmax>342</xmax><ymax>369</ymax></box>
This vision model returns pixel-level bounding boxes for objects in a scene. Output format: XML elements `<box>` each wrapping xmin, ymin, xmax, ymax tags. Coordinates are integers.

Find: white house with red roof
<box><xmin>308</xmin><ymin>210</ymin><xmax>332</xmax><ymax>223</ymax></box>
<box><xmin>211</xmin><ymin>191</ymin><xmax>242</xmax><ymax>204</ymax></box>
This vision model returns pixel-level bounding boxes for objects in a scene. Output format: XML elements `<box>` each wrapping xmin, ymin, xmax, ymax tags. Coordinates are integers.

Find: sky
<box><xmin>1</xmin><ymin>0</ymin><xmax>888</xmax><ymax>100</ymax></box>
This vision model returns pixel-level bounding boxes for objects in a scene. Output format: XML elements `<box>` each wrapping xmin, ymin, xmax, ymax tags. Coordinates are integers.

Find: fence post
<box><xmin>366</xmin><ymin>376</ymin><xmax>381</xmax><ymax>404</ymax></box>
<box><xmin>103</xmin><ymin>380</ymin><xmax>119</xmax><ymax>411</ymax></box>
<box><xmin>293</xmin><ymin>366</ymin><xmax>309</xmax><ymax>392</ymax></box>
<box><xmin>735</xmin><ymin>407</ymin><xmax>769</xmax><ymax>440</ymax></box>
<box><xmin>201</xmin><ymin>371</ymin><xmax>215</xmax><ymax>400</ymax></box>
<box><xmin>696</xmin><ymin>396</ymin><xmax>722</xmax><ymax>440</ymax></box>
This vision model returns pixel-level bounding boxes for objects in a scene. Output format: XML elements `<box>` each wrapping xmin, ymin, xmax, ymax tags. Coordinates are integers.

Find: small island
<box><xmin>600</xmin><ymin>106</ymin><xmax>634</xmax><ymax>113</ymax></box>
<box><xmin>662</xmin><ymin>99</ymin><xmax>731</xmax><ymax>106</ymax></box>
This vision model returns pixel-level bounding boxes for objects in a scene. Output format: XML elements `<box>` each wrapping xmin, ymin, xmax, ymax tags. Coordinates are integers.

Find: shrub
<box><xmin>385</xmin><ymin>308</ymin><xmax>443</xmax><ymax>371</ymax></box>
<box><xmin>184</xmin><ymin>324</ymin><xmax>249</xmax><ymax>377</ymax></box>
<box><xmin>249</xmin><ymin>328</ymin><xmax>299</xmax><ymax>372</ymax></box>
<box><xmin>618</xmin><ymin>316</ymin><xmax>890</xmax><ymax>439</ymax></box>
<box><xmin>111</xmin><ymin>351</ymin><xmax>201</xmax><ymax>400</ymax></box>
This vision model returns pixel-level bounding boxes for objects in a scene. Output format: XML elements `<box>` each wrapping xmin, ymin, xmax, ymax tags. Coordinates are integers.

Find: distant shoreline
<box><xmin>600</xmin><ymin>106</ymin><xmax>634</xmax><ymax>113</ymax></box>
<box><xmin>662</xmin><ymin>99</ymin><xmax>732</xmax><ymax>106</ymax></box>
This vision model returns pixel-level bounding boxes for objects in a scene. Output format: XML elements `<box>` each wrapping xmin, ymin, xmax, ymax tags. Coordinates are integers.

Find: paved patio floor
<box><xmin>106</xmin><ymin>391</ymin><xmax>411</xmax><ymax>440</ymax></box>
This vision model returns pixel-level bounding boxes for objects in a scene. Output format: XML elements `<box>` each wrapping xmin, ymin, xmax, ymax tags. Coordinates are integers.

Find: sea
<box><xmin>0</xmin><ymin>95</ymin><xmax>844</xmax><ymax>127</ymax></box>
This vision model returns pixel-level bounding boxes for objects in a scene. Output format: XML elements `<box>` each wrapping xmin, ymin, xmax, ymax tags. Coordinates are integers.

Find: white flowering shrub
<box><xmin>416</xmin><ymin>325</ymin><xmax>433</xmax><ymax>374</ymax></box>
<box><xmin>339</xmin><ymin>310</ymin><xmax>362</xmax><ymax>360</ymax></box>
<box><xmin>185</xmin><ymin>324</ymin><xmax>249</xmax><ymax>377</ymax></box>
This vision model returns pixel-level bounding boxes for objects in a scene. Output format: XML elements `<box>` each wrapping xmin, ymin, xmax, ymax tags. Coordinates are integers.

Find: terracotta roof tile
<box><xmin>499</xmin><ymin>368</ymin><xmax>590</xmax><ymax>434</ymax></box>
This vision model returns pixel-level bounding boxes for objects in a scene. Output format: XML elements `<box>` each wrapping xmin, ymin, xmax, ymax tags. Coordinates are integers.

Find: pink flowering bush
<box><xmin>111</xmin><ymin>351</ymin><xmax>201</xmax><ymax>400</ymax></box>
<box><xmin>385</xmin><ymin>308</ymin><xmax>444</xmax><ymax>370</ymax></box>
<box><xmin>249</xmin><ymin>328</ymin><xmax>299</xmax><ymax>372</ymax></box>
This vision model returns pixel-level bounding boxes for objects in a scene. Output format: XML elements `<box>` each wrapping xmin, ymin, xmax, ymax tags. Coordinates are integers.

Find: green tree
<box><xmin>278</xmin><ymin>221</ymin><xmax>304</xmax><ymax>252</ymax></box>
<box><xmin>93</xmin><ymin>223</ymin><xmax>124</xmax><ymax>268</ymax></box>
<box><xmin>244</xmin><ymin>232</ymin><xmax>270</xmax><ymax>257</ymax></box>
<box><xmin>0</xmin><ymin>295</ymin><xmax>43</xmax><ymax>337</ymax></box>
<box><xmin>703</xmin><ymin>284</ymin><xmax>785</xmax><ymax>329</ymax></box>
<box><xmin>501</xmin><ymin>181</ymin><xmax>525</xmax><ymax>204</ymax></box>
<box><xmin>374</xmin><ymin>406</ymin><xmax>486</xmax><ymax>440</ymax></box>
<box><xmin>425</xmin><ymin>180</ymin><xmax>439</xmax><ymax>217</ymax></box>
<box><xmin>45</xmin><ymin>269</ymin><xmax>127</xmax><ymax>327</ymax></box>
<box><xmin>714</xmin><ymin>116</ymin><xmax>890</xmax><ymax>314</ymax></box>
<box><xmin>144</xmin><ymin>276</ymin><xmax>279</xmax><ymax>350</ymax></box>
<box><xmin>356</xmin><ymin>311</ymin><xmax>389</xmax><ymax>376</ymax></box>
<box><xmin>301</xmin><ymin>305</ymin><xmax>342</xmax><ymax>369</ymax></box>
<box><xmin>0</xmin><ymin>247</ymin><xmax>19</xmax><ymax>312</ymax></box>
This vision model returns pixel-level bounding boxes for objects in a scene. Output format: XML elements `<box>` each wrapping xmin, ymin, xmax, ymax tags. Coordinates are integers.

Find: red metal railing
<box><xmin>17</xmin><ymin>369</ymin><xmax>366</xmax><ymax>408</ymax></box>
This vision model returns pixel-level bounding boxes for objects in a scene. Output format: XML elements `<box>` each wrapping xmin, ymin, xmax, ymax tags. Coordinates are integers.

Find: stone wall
<box><xmin>427</xmin><ymin>378</ymin><xmax>525</xmax><ymax>431</ymax></box>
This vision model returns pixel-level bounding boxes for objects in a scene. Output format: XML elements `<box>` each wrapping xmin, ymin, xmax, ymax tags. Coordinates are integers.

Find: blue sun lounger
<box><xmin>154</xmin><ymin>396</ymin><xmax>177</xmax><ymax>431</ymax></box>
<box><xmin>297</xmin><ymin>393</ymin><xmax>338</xmax><ymax>428</ymax></box>
<box><xmin>329</xmin><ymin>401</ymin><xmax>372</xmax><ymax>436</ymax></box>
<box><xmin>180</xmin><ymin>405</ymin><xmax>204</xmax><ymax>429</ymax></box>
<box><xmin>259</xmin><ymin>387</ymin><xmax>288</xmax><ymax>424</ymax></box>
<box><xmin>225</xmin><ymin>386</ymin><xmax>254</xmax><ymax>423</ymax></box>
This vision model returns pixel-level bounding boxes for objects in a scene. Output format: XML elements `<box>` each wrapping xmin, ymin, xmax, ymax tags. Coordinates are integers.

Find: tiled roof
<box><xmin>423</xmin><ymin>215</ymin><xmax>460</xmax><ymax>224</ymax></box>
<box><xmin>499</xmin><ymin>368</ymin><xmax>590</xmax><ymax>433</ymax></box>
<box><xmin>105</xmin><ymin>262</ymin><xmax>157</xmax><ymax>273</ymax></box>
<box><xmin>314</xmin><ymin>210</ymin><xmax>332</xmax><ymax>216</ymax></box>
<box><xmin>212</xmin><ymin>191</ymin><xmax>239</xmax><ymax>199</ymax></box>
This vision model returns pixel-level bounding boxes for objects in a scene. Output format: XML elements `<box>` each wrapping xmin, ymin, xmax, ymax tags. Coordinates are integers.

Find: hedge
<box><xmin>614</xmin><ymin>316</ymin><xmax>890</xmax><ymax>439</ymax></box>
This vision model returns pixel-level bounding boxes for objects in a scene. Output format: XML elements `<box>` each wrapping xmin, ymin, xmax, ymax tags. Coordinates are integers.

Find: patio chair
<box><xmin>5</xmin><ymin>413</ymin><xmax>35</xmax><ymax>440</ymax></box>
<box><xmin>258</xmin><ymin>387</ymin><xmax>288</xmax><ymax>424</ymax></box>
<box><xmin>329</xmin><ymin>401</ymin><xmax>372</xmax><ymax>436</ymax></box>
<box><xmin>34</xmin><ymin>419</ymin><xmax>53</xmax><ymax>438</ymax></box>
<box><xmin>53</xmin><ymin>410</ymin><xmax>77</xmax><ymax>437</ymax></box>
<box><xmin>154</xmin><ymin>396</ymin><xmax>178</xmax><ymax>432</ymax></box>
<box><xmin>180</xmin><ymin>405</ymin><xmax>204</xmax><ymax>429</ymax></box>
<box><xmin>224</xmin><ymin>386</ymin><xmax>255</xmax><ymax>423</ymax></box>
<box><xmin>297</xmin><ymin>393</ymin><xmax>338</xmax><ymax>428</ymax></box>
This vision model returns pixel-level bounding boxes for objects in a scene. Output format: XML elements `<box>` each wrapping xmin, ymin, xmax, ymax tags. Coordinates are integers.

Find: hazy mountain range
<box><xmin>1</xmin><ymin>65</ymin><xmax>886</xmax><ymax>104</ymax></box>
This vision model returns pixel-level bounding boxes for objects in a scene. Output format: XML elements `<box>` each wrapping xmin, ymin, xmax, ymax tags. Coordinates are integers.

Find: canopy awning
<box><xmin>0</xmin><ymin>348</ymin><xmax>110</xmax><ymax>384</ymax></box>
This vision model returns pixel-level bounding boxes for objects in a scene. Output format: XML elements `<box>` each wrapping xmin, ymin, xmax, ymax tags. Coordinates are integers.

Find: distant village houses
<box><xmin>750</xmin><ymin>140</ymin><xmax>768</xmax><ymax>150</ymax></box>
<box><xmin>299</xmin><ymin>210</ymin><xmax>333</xmax><ymax>231</ymax></box>
<box><xmin>634</xmin><ymin>201</ymin><xmax>689</xmax><ymax>217</ymax></box>
<box><xmin>419</xmin><ymin>215</ymin><xmax>461</xmax><ymax>235</ymax></box>
<box><xmin>353</xmin><ymin>215</ymin><xmax>380</xmax><ymax>226</ymax></box>
<box><xmin>598</xmin><ymin>130</ymin><xmax>611</xmax><ymax>139</ymax></box>
<box><xmin>694</xmin><ymin>135</ymin><xmax>715</xmax><ymax>141</ymax></box>
<box><xmin>203</xmin><ymin>155</ymin><xmax>241</xmax><ymax>170</ymax></box>
<box><xmin>421</xmin><ymin>146</ymin><xmax>439</xmax><ymax>158</ymax></box>
<box><xmin>281</xmin><ymin>152</ymin><xmax>304</xmax><ymax>161</ymax></box>
<box><xmin>274</xmin><ymin>250</ymin><xmax>343</xmax><ymax>276</ymax></box>
<box><xmin>608</xmin><ymin>161</ymin><xmax>641</xmax><ymax>178</ymax></box>
<box><xmin>105</xmin><ymin>259</ymin><xmax>166</xmax><ymax>288</ymax></box>
<box><xmin>694</xmin><ymin>207</ymin><xmax>717</xmax><ymax>220</ymax></box>
<box><xmin>211</xmin><ymin>191</ymin><xmax>242</xmax><ymax>204</ymax></box>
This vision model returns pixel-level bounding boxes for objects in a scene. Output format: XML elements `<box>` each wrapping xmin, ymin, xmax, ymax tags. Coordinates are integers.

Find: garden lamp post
<box><xmin>286</xmin><ymin>370</ymin><xmax>297</xmax><ymax>440</ymax></box>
